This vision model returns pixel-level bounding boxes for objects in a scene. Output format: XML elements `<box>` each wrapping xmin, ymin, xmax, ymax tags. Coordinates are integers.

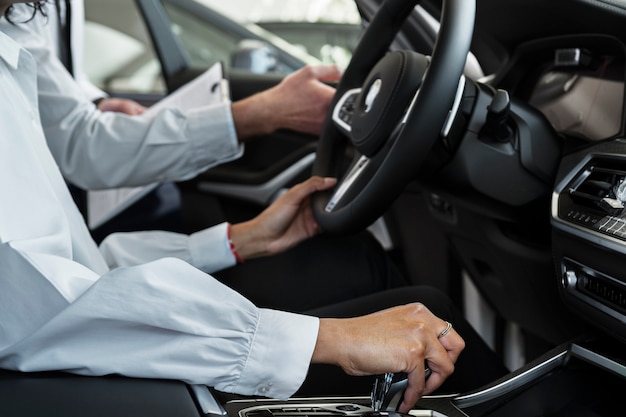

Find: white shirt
<box><xmin>0</xmin><ymin>4</ymin><xmax>244</xmax><ymax>190</ymax></box>
<box><xmin>0</xmin><ymin>30</ymin><xmax>319</xmax><ymax>399</ymax></box>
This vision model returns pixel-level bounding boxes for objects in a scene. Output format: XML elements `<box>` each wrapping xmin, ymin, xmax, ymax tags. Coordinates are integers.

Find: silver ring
<box><xmin>438</xmin><ymin>321</ymin><xmax>452</xmax><ymax>339</ymax></box>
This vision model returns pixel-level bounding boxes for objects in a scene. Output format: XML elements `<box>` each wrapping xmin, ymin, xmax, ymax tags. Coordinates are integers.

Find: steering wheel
<box><xmin>312</xmin><ymin>0</ymin><xmax>475</xmax><ymax>234</ymax></box>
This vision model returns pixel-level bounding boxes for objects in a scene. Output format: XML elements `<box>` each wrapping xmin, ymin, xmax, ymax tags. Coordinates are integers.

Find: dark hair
<box><xmin>4</xmin><ymin>1</ymin><xmax>48</xmax><ymax>23</ymax></box>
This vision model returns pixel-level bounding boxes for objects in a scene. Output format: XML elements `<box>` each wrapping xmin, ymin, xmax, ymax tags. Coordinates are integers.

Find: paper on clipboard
<box><xmin>140</xmin><ymin>62</ymin><xmax>230</xmax><ymax>120</ymax></box>
<box><xmin>87</xmin><ymin>63</ymin><xmax>229</xmax><ymax>230</ymax></box>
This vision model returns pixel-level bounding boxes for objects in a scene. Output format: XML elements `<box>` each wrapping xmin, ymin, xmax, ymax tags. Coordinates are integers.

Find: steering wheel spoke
<box><xmin>324</xmin><ymin>154</ymin><xmax>370</xmax><ymax>213</ymax></box>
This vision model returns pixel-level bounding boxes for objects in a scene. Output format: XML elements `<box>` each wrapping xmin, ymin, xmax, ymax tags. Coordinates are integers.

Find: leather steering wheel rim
<box><xmin>312</xmin><ymin>0</ymin><xmax>476</xmax><ymax>234</ymax></box>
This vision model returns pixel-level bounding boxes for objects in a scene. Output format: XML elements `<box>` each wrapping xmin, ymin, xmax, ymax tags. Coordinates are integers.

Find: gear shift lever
<box><xmin>370</xmin><ymin>368</ymin><xmax>432</xmax><ymax>412</ymax></box>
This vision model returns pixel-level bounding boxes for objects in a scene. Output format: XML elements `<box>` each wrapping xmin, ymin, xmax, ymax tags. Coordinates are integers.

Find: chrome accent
<box><xmin>197</xmin><ymin>153</ymin><xmax>315</xmax><ymax>205</ymax></box>
<box><xmin>189</xmin><ymin>385</ymin><xmax>227</xmax><ymax>416</ymax></box>
<box><xmin>408</xmin><ymin>411</ymin><xmax>448</xmax><ymax>417</ymax></box>
<box><xmin>570</xmin><ymin>344</ymin><xmax>626</xmax><ymax>378</ymax></box>
<box><xmin>237</xmin><ymin>403</ymin><xmax>372</xmax><ymax>417</ymax></box>
<box><xmin>441</xmin><ymin>76</ymin><xmax>466</xmax><ymax>138</ymax></box>
<box><xmin>371</xmin><ymin>372</ymin><xmax>393</xmax><ymax>411</ymax></box>
<box><xmin>325</xmin><ymin>155</ymin><xmax>369</xmax><ymax>212</ymax></box>
<box><xmin>563</xmin><ymin>269</ymin><xmax>578</xmax><ymax>288</ymax></box>
<box><xmin>452</xmin><ymin>350</ymin><xmax>568</xmax><ymax>408</ymax></box>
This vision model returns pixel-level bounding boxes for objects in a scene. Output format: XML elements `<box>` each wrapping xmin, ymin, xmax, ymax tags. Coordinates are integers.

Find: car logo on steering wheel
<box><xmin>364</xmin><ymin>78</ymin><xmax>382</xmax><ymax>113</ymax></box>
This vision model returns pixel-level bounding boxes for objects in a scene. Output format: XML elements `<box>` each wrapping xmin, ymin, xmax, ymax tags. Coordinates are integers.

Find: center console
<box><xmin>221</xmin><ymin>338</ymin><xmax>626</xmax><ymax>417</ymax></box>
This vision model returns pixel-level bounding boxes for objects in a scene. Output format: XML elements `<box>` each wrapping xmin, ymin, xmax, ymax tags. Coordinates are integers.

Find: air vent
<box><xmin>578</xmin><ymin>272</ymin><xmax>626</xmax><ymax>315</ymax></box>
<box><xmin>562</xmin><ymin>259</ymin><xmax>626</xmax><ymax>321</ymax></box>
<box><xmin>568</xmin><ymin>166</ymin><xmax>626</xmax><ymax>215</ymax></box>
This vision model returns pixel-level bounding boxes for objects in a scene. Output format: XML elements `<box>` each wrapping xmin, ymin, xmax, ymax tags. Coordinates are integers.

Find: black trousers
<box><xmin>213</xmin><ymin>232</ymin><xmax>409</xmax><ymax>312</ymax></box>
<box><xmin>213</xmin><ymin>234</ymin><xmax>508</xmax><ymax>397</ymax></box>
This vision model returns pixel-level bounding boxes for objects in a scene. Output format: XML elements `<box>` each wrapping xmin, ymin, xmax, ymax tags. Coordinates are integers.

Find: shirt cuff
<box><xmin>189</xmin><ymin>222</ymin><xmax>237</xmax><ymax>273</ymax></box>
<box><xmin>185</xmin><ymin>102</ymin><xmax>244</xmax><ymax>171</ymax></box>
<box><xmin>238</xmin><ymin>309</ymin><xmax>320</xmax><ymax>399</ymax></box>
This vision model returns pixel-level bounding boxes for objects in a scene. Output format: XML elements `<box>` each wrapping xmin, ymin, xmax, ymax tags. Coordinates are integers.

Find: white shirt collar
<box><xmin>0</xmin><ymin>29</ymin><xmax>22</xmax><ymax>69</ymax></box>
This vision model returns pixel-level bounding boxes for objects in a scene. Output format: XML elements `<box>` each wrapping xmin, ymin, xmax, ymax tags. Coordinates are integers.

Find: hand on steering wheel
<box><xmin>312</xmin><ymin>0</ymin><xmax>475</xmax><ymax>234</ymax></box>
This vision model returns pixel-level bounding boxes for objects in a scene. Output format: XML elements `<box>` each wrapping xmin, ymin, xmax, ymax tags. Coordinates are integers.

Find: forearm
<box><xmin>231</xmin><ymin>90</ymin><xmax>280</xmax><ymax>140</ymax></box>
<box><xmin>311</xmin><ymin>318</ymin><xmax>344</xmax><ymax>366</ymax></box>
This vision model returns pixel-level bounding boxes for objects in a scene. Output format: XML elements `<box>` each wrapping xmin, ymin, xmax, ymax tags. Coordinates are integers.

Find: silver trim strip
<box><xmin>197</xmin><ymin>153</ymin><xmax>316</xmax><ymax>206</ymax></box>
<box><xmin>570</xmin><ymin>344</ymin><xmax>626</xmax><ymax>378</ymax></box>
<box><xmin>325</xmin><ymin>155</ymin><xmax>369</xmax><ymax>212</ymax></box>
<box><xmin>237</xmin><ymin>403</ymin><xmax>372</xmax><ymax>417</ymax></box>
<box><xmin>441</xmin><ymin>76</ymin><xmax>466</xmax><ymax>138</ymax></box>
<box><xmin>189</xmin><ymin>385</ymin><xmax>227</xmax><ymax>416</ymax></box>
<box><xmin>452</xmin><ymin>350</ymin><xmax>568</xmax><ymax>408</ymax></box>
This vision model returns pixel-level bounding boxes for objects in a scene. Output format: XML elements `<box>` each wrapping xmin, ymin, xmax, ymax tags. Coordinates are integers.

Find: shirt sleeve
<box><xmin>0</xmin><ymin>12</ymin><xmax>244</xmax><ymax>190</ymax></box>
<box><xmin>98</xmin><ymin>222</ymin><xmax>238</xmax><ymax>274</ymax></box>
<box><xmin>0</xmin><ymin>249</ymin><xmax>319</xmax><ymax>400</ymax></box>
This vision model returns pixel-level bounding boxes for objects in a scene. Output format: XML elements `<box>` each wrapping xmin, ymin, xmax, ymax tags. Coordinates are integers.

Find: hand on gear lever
<box><xmin>371</xmin><ymin>369</ymin><xmax>432</xmax><ymax>412</ymax></box>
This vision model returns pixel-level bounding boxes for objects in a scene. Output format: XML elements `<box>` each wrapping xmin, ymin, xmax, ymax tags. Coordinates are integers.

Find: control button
<box><xmin>563</xmin><ymin>270</ymin><xmax>578</xmax><ymax>289</ymax></box>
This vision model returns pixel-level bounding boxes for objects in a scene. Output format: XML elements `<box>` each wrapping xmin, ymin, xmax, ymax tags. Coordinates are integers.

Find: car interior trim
<box><xmin>560</xmin><ymin>258</ymin><xmax>626</xmax><ymax>324</ymax></box>
<box><xmin>197</xmin><ymin>153</ymin><xmax>316</xmax><ymax>205</ymax></box>
<box><xmin>190</xmin><ymin>384</ymin><xmax>228</xmax><ymax>416</ymax></box>
<box><xmin>552</xmin><ymin>152</ymin><xmax>626</xmax><ymax>254</ymax></box>
<box><xmin>440</xmin><ymin>75</ymin><xmax>466</xmax><ymax>138</ymax></box>
<box><xmin>451</xmin><ymin>349</ymin><xmax>568</xmax><ymax>408</ymax></box>
<box><xmin>324</xmin><ymin>155</ymin><xmax>370</xmax><ymax>213</ymax></box>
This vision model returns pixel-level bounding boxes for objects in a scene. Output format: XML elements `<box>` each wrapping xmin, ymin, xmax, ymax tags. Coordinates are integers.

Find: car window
<box><xmin>83</xmin><ymin>0</ymin><xmax>166</xmax><ymax>95</ymax></box>
<box><xmin>193</xmin><ymin>0</ymin><xmax>362</xmax><ymax>68</ymax></box>
<box><xmin>161</xmin><ymin>0</ymin><xmax>245</xmax><ymax>72</ymax></box>
<box><xmin>83</xmin><ymin>0</ymin><xmax>310</xmax><ymax>96</ymax></box>
<box><xmin>161</xmin><ymin>0</ymin><xmax>313</xmax><ymax>75</ymax></box>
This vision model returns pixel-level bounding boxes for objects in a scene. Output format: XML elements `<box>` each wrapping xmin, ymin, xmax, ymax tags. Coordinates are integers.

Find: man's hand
<box><xmin>97</xmin><ymin>97</ymin><xmax>146</xmax><ymax>115</ymax></box>
<box><xmin>313</xmin><ymin>303</ymin><xmax>465</xmax><ymax>413</ymax></box>
<box><xmin>231</xmin><ymin>65</ymin><xmax>342</xmax><ymax>140</ymax></box>
<box><xmin>265</xmin><ymin>64</ymin><xmax>342</xmax><ymax>135</ymax></box>
<box><xmin>229</xmin><ymin>176</ymin><xmax>337</xmax><ymax>260</ymax></box>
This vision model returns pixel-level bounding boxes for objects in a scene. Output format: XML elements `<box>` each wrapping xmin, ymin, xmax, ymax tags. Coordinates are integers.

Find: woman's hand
<box><xmin>313</xmin><ymin>303</ymin><xmax>465</xmax><ymax>413</ymax></box>
<box><xmin>229</xmin><ymin>176</ymin><xmax>337</xmax><ymax>260</ymax></box>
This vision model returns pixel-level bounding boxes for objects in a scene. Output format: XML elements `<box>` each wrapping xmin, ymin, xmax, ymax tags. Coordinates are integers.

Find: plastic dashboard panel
<box><xmin>552</xmin><ymin>139</ymin><xmax>626</xmax><ymax>342</ymax></box>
